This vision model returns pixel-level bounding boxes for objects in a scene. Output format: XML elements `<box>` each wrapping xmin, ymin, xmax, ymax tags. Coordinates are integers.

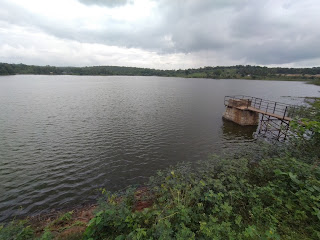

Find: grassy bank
<box><xmin>1</xmin><ymin>99</ymin><xmax>320</xmax><ymax>240</ymax></box>
<box><xmin>308</xmin><ymin>79</ymin><xmax>320</xmax><ymax>86</ymax></box>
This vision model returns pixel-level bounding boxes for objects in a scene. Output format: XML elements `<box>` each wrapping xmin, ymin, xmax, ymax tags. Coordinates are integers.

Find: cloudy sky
<box><xmin>0</xmin><ymin>0</ymin><xmax>319</xmax><ymax>69</ymax></box>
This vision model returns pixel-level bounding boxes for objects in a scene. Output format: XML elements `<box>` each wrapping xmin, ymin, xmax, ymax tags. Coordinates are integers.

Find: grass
<box><xmin>0</xmin><ymin>208</ymin><xmax>95</xmax><ymax>240</ymax></box>
<box><xmin>0</xmin><ymin>220</ymin><xmax>34</xmax><ymax>240</ymax></box>
<box><xmin>308</xmin><ymin>79</ymin><xmax>320</xmax><ymax>86</ymax></box>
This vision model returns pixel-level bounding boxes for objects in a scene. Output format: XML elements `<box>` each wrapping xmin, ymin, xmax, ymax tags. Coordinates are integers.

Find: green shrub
<box><xmin>0</xmin><ymin>220</ymin><xmax>34</xmax><ymax>240</ymax></box>
<box><xmin>84</xmin><ymin>153</ymin><xmax>320</xmax><ymax>239</ymax></box>
<box><xmin>288</xmin><ymin>98</ymin><xmax>320</xmax><ymax>163</ymax></box>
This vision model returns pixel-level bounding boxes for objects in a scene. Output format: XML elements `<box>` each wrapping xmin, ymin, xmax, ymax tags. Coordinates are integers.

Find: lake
<box><xmin>0</xmin><ymin>75</ymin><xmax>319</xmax><ymax>222</ymax></box>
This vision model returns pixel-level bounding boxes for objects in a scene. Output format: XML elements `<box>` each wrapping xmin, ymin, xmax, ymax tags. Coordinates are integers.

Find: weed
<box><xmin>0</xmin><ymin>220</ymin><xmax>34</xmax><ymax>240</ymax></box>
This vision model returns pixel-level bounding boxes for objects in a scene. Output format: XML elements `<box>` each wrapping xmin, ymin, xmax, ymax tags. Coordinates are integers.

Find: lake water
<box><xmin>0</xmin><ymin>75</ymin><xmax>319</xmax><ymax>222</ymax></box>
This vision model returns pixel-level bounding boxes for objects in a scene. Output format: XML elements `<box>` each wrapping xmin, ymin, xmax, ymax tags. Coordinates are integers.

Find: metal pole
<box><xmin>283</xmin><ymin>120</ymin><xmax>289</xmax><ymax>141</ymax></box>
<box><xmin>258</xmin><ymin>114</ymin><xmax>264</xmax><ymax>134</ymax></box>
<box><xmin>266</xmin><ymin>103</ymin><xmax>269</xmax><ymax>113</ymax></box>
<box><xmin>277</xmin><ymin>121</ymin><xmax>283</xmax><ymax>141</ymax></box>
<box><xmin>283</xmin><ymin>106</ymin><xmax>287</xmax><ymax>119</ymax></box>
<box><xmin>265</xmin><ymin>115</ymin><xmax>271</xmax><ymax>137</ymax></box>
<box><xmin>259</xmin><ymin>98</ymin><xmax>262</xmax><ymax>109</ymax></box>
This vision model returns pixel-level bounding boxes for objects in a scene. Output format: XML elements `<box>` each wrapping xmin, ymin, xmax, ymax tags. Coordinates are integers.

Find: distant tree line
<box><xmin>1</xmin><ymin>63</ymin><xmax>320</xmax><ymax>81</ymax></box>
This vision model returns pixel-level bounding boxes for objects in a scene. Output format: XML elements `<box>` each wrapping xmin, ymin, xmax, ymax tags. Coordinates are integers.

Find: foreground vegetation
<box><xmin>1</xmin><ymin>63</ymin><xmax>320</xmax><ymax>85</ymax></box>
<box><xmin>1</xmin><ymin>99</ymin><xmax>319</xmax><ymax>239</ymax></box>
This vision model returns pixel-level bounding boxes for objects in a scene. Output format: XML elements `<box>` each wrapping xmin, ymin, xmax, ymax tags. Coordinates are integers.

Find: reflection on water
<box><xmin>222</xmin><ymin>118</ymin><xmax>257</xmax><ymax>140</ymax></box>
<box><xmin>0</xmin><ymin>75</ymin><xmax>319</xmax><ymax>222</ymax></box>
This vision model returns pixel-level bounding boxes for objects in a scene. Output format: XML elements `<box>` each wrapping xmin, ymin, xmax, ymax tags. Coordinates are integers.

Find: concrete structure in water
<box><xmin>223</xmin><ymin>99</ymin><xmax>259</xmax><ymax>126</ymax></box>
<box><xmin>223</xmin><ymin>95</ymin><xmax>295</xmax><ymax>141</ymax></box>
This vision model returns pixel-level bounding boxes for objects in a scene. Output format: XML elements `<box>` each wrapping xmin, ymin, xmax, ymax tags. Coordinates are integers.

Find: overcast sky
<box><xmin>0</xmin><ymin>0</ymin><xmax>319</xmax><ymax>69</ymax></box>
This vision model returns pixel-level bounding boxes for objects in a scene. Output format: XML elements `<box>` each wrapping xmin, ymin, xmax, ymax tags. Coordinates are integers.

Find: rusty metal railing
<box><xmin>224</xmin><ymin>95</ymin><xmax>298</xmax><ymax>120</ymax></box>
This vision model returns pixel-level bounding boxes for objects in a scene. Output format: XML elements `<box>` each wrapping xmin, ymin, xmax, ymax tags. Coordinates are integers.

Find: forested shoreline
<box><xmin>1</xmin><ymin>62</ymin><xmax>320</xmax><ymax>84</ymax></box>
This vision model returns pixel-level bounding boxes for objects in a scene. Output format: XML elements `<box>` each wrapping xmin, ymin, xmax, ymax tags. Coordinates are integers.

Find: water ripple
<box><xmin>0</xmin><ymin>75</ymin><xmax>319</xmax><ymax>222</ymax></box>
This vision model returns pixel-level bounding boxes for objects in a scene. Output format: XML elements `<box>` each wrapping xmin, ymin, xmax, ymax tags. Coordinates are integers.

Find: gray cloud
<box><xmin>0</xmin><ymin>0</ymin><xmax>320</xmax><ymax>67</ymax></box>
<box><xmin>78</xmin><ymin>0</ymin><xmax>132</xmax><ymax>8</ymax></box>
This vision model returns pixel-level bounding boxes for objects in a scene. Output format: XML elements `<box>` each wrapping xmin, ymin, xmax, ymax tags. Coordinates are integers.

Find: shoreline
<box><xmin>1</xmin><ymin>62</ymin><xmax>320</xmax><ymax>86</ymax></box>
<box><xmin>1</xmin><ymin>186</ymin><xmax>152</xmax><ymax>239</ymax></box>
<box><xmin>1</xmin><ymin>73</ymin><xmax>319</xmax><ymax>86</ymax></box>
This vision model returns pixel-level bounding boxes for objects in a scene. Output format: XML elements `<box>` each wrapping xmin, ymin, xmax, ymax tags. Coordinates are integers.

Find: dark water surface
<box><xmin>1</xmin><ymin>75</ymin><xmax>319</xmax><ymax>222</ymax></box>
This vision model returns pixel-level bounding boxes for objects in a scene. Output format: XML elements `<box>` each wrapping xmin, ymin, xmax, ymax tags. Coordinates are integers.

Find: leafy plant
<box><xmin>84</xmin><ymin>151</ymin><xmax>320</xmax><ymax>239</ymax></box>
<box><xmin>289</xmin><ymin>98</ymin><xmax>320</xmax><ymax>163</ymax></box>
<box><xmin>0</xmin><ymin>220</ymin><xmax>34</xmax><ymax>240</ymax></box>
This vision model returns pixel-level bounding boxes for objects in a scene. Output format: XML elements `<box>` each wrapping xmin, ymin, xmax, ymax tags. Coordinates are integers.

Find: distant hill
<box><xmin>1</xmin><ymin>63</ymin><xmax>320</xmax><ymax>84</ymax></box>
